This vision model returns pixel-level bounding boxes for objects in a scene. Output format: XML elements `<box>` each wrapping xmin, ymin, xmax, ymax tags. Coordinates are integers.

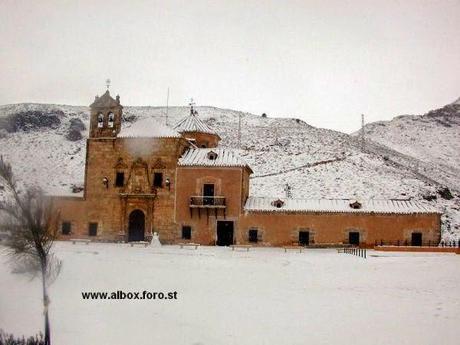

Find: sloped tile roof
<box><xmin>90</xmin><ymin>90</ymin><xmax>120</xmax><ymax>108</ymax></box>
<box><xmin>244</xmin><ymin>196</ymin><xmax>441</xmax><ymax>214</ymax></box>
<box><xmin>174</xmin><ymin>113</ymin><xmax>217</xmax><ymax>135</ymax></box>
<box><xmin>118</xmin><ymin>118</ymin><xmax>181</xmax><ymax>138</ymax></box>
<box><xmin>178</xmin><ymin>148</ymin><xmax>252</xmax><ymax>170</ymax></box>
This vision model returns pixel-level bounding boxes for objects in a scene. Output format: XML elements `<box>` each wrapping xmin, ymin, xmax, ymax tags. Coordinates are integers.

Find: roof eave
<box><xmin>243</xmin><ymin>208</ymin><xmax>441</xmax><ymax>215</ymax></box>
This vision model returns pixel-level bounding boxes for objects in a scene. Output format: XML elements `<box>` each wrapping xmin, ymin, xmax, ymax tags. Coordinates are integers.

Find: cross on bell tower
<box><xmin>106</xmin><ymin>78</ymin><xmax>111</xmax><ymax>90</ymax></box>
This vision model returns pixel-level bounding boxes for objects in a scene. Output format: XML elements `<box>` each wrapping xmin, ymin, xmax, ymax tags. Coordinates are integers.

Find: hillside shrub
<box><xmin>0</xmin><ymin>111</ymin><xmax>62</xmax><ymax>133</ymax></box>
<box><xmin>438</xmin><ymin>187</ymin><xmax>453</xmax><ymax>200</ymax></box>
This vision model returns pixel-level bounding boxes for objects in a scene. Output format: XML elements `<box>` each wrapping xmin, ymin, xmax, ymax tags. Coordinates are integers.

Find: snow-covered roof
<box><xmin>174</xmin><ymin>112</ymin><xmax>218</xmax><ymax>135</ymax></box>
<box><xmin>118</xmin><ymin>118</ymin><xmax>181</xmax><ymax>138</ymax></box>
<box><xmin>178</xmin><ymin>148</ymin><xmax>252</xmax><ymax>170</ymax></box>
<box><xmin>244</xmin><ymin>196</ymin><xmax>440</xmax><ymax>214</ymax></box>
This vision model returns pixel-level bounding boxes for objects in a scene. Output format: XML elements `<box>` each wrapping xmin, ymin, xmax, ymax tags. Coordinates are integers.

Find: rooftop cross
<box><xmin>106</xmin><ymin>78</ymin><xmax>111</xmax><ymax>90</ymax></box>
<box><xmin>189</xmin><ymin>98</ymin><xmax>196</xmax><ymax>115</ymax></box>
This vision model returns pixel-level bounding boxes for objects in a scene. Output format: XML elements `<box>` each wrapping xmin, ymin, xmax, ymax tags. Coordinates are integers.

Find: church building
<box><xmin>52</xmin><ymin>90</ymin><xmax>441</xmax><ymax>247</ymax></box>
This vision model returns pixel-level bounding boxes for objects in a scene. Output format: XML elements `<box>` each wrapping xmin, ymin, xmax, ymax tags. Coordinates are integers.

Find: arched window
<box><xmin>108</xmin><ymin>112</ymin><xmax>114</xmax><ymax>128</ymax></box>
<box><xmin>97</xmin><ymin>113</ymin><xmax>104</xmax><ymax>128</ymax></box>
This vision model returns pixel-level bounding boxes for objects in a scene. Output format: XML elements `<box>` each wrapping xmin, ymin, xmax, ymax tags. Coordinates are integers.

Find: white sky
<box><xmin>0</xmin><ymin>0</ymin><xmax>459</xmax><ymax>133</ymax></box>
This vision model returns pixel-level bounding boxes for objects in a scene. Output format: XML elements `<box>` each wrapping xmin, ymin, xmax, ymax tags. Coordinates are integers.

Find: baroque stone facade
<box><xmin>52</xmin><ymin>90</ymin><xmax>441</xmax><ymax>247</ymax></box>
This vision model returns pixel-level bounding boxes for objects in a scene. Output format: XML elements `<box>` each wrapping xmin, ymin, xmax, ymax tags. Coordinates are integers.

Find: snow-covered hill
<box><xmin>355</xmin><ymin>100</ymin><xmax>460</xmax><ymax>188</ymax></box>
<box><xmin>0</xmin><ymin>101</ymin><xmax>459</xmax><ymax>240</ymax></box>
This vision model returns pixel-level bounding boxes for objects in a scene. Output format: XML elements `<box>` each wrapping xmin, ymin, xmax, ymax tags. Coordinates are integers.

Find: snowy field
<box><xmin>1</xmin><ymin>242</ymin><xmax>459</xmax><ymax>345</ymax></box>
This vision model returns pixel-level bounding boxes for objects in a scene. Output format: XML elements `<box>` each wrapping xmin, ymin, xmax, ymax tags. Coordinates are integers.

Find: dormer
<box><xmin>207</xmin><ymin>151</ymin><xmax>218</xmax><ymax>160</ymax></box>
<box><xmin>89</xmin><ymin>90</ymin><xmax>123</xmax><ymax>138</ymax></box>
<box><xmin>271</xmin><ymin>199</ymin><xmax>285</xmax><ymax>208</ymax></box>
<box><xmin>349</xmin><ymin>200</ymin><xmax>362</xmax><ymax>209</ymax></box>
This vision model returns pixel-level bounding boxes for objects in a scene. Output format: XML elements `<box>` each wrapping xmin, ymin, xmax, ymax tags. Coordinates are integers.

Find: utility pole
<box><xmin>165</xmin><ymin>87</ymin><xmax>170</xmax><ymax>126</ymax></box>
<box><xmin>284</xmin><ymin>183</ymin><xmax>292</xmax><ymax>198</ymax></box>
<box><xmin>274</xmin><ymin>121</ymin><xmax>279</xmax><ymax>145</ymax></box>
<box><xmin>237</xmin><ymin>112</ymin><xmax>242</xmax><ymax>149</ymax></box>
<box><xmin>361</xmin><ymin>114</ymin><xmax>365</xmax><ymax>151</ymax></box>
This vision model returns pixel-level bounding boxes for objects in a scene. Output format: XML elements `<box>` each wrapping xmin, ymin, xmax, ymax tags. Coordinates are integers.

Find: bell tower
<box><xmin>89</xmin><ymin>82</ymin><xmax>123</xmax><ymax>138</ymax></box>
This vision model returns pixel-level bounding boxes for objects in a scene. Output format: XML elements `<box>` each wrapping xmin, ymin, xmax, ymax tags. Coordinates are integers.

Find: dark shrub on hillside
<box><xmin>122</xmin><ymin>114</ymin><xmax>137</xmax><ymax>123</ymax></box>
<box><xmin>65</xmin><ymin>129</ymin><xmax>82</xmax><ymax>141</ymax></box>
<box><xmin>422</xmin><ymin>194</ymin><xmax>437</xmax><ymax>201</ymax></box>
<box><xmin>69</xmin><ymin>118</ymin><xmax>85</xmax><ymax>131</ymax></box>
<box><xmin>65</xmin><ymin>118</ymin><xmax>86</xmax><ymax>141</ymax></box>
<box><xmin>0</xmin><ymin>111</ymin><xmax>62</xmax><ymax>133</ymax></box>
<box><xmin>0</xmin><ymin>330</ymin><xmax>44</xmax><ymax>345</ymax></box>
<box><xmin>65</xmin><ymin>129</ymin><xmax>83</xmax><ymax>141</ymax></box>
<box><xmin>438</xmin><ymin>187</ymin><xmax>453</xmax><ymax>200</ymax></box>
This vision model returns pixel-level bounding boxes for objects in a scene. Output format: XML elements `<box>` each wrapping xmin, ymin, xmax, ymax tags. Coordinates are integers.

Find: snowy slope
<box><xmin>354</xmin><ymin>101</ymin><xmax>460</xmax><ymax>187</ymax></box>
<box><xmin>0</xmin><ymin>102</ymin><xmax>459</xmax><ymax>240</ymax></box>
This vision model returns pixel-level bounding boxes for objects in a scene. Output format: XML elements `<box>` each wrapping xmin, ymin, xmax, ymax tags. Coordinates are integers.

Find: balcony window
<box><xmin>203</xmin><ymin>183</ymin><xmax>214</xmax><ymax>205</ymax></box>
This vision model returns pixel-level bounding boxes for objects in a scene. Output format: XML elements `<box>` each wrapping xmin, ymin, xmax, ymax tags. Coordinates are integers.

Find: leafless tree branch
<box><xmin>0</xmin><ymin>156</ymin><xmax>60</xmax><ymax>345</ymax></box>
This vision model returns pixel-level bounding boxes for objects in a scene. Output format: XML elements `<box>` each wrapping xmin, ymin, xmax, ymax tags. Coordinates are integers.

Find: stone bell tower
<box><xmin>89</xmin><ymin>86</ymin><xmax>123</xmax><ymax>138</ymax></box>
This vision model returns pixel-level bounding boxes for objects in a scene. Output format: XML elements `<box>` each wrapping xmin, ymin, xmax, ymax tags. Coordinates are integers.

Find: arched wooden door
<box><xmin>128</xmin><ymin>209</ymin><xmax>145</xmax><ymax>242</ymax></box>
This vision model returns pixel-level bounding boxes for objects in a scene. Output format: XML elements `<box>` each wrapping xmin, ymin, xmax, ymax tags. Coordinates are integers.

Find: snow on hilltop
<box><xmin>354</xmin><ymin>101</ymin><xmax>460</xmax><ymax>182</ymax></box>
<box><xmin>0</xmin><ymin>101</ymin><xmax>459</xmax><ymax>240</ymax></box>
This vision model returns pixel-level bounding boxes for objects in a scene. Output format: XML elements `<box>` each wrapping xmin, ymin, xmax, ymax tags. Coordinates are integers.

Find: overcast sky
<box><xmin>0</xmin><ymin>0</ymin><xmax>459</xmax><ymax>133</ymax></box>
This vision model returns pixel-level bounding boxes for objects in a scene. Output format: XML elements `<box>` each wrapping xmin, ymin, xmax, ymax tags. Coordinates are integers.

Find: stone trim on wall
<box><xmin>196</xmin><ymin>176</ymin><xmax>222</xmax><ymax>195</ymax></box>
<box><xmin>342</xmin><ymin>228</ymin><xmax>367</xmax><ymax>244</ymax></box>
<box><xmin>296</xmin><ymin>227</ymin><xmax>317</xmax><ymax>244</ymax></box>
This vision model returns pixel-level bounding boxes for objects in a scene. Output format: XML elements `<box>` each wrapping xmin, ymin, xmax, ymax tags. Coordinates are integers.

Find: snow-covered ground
<box><xmin>1</xmin><ymin>242</ymin><xmax>459</xmax><ymax>345</ymax></box>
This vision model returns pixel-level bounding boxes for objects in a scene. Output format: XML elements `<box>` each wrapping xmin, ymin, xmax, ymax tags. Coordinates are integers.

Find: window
<box><xmin>182</xmin><ymin>226</ymin><xmax>191</xmax><ymax>240</ymax></box>
<box><xmin>349</xmin><ymin>200</ymin><xmax>362</xmax><ymax>209</ymax></box>
<box><xmin>271</xmin><ymin>199</ymin><xmax>284</xmax><ymax>208</ymax></box>
<box><xmin>115</xmin><ymin>172</ymin><xmax>124</xmax><ymax>187</ymax></box>
<box><xmin>89</xmin><ymin>223</ymin><xmax>98</xmax><ymax>236</ymax></box>
<box><xmin>108</xmin><ymin>112</ymin><xmax>114</xmax><ymax>128</ymax></box>
<box><xmin>349</xmin><ymin>232</ymin><xmax>360</xmax><ymax>245</ymax></box>
<box><xmin>207</xmin><ymin>151</ymin><xmax>218</xmax><ymax>160</ymax></box>
<box><xmin>411</xmin><ymin>232</ymin><xmax>422</xmax><ymax>246</ymax></box>
<box><xmin>97</xmin><ymin>113</ymin><xmax>104</xmax><ymax>128</ymax></box>
<box><xmin>249</xmin><ymin>229</ymin><xmax>258</xmax><ymax>243</ymax></box>
<box><xmin>153</xmin><ymin>172</ymin><xmax>163</xmax><ymax>188</ymax></box>
<box><xmin>61</xmin><ymin>222</ymin><xmax>71</xmax><ymax>235</ymax></box>
<box><xmin>299</xmin><ymin>231</ymin><xmax>310</xmax><ymax>246</ymax></box>
<box><xmin>203</xmin><ymin>183</ymin><xmax>215</xmax><ymax>205</ymax></box>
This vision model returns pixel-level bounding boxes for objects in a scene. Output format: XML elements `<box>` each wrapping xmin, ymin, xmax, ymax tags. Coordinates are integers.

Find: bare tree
<box><xmin>0</xmin><ymin>156</ymin><xmax>61</xmax><ymax>345</ymax></box>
